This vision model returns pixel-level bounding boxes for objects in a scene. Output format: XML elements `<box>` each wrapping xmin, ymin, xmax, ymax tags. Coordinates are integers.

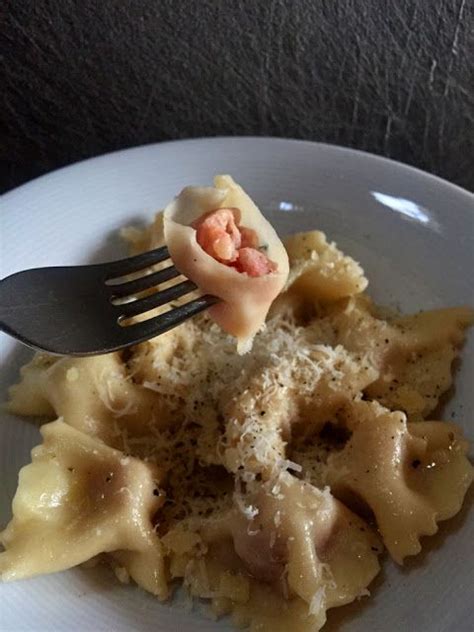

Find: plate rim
<box><xmin>2</xmin><ymin>136</ymin><xmax>473</xmax><ymax>204</ymax></box>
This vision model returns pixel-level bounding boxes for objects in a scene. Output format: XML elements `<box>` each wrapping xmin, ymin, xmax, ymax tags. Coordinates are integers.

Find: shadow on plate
<box><xmin>401</xmin><ymin>485</ymin><xmax>474</xmax><ymax>573</ymax></box>
<box><xmin>324</xmin><ymin>564</ymin><xmax>386</xmax><ymax>632</ymax></box>
<box><xmin>85</xmin><ymin>216</ymin><xmax>147</xmax><ymax>264</ymax></box>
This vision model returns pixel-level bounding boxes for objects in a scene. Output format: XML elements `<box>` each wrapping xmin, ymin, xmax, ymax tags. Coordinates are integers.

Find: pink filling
<box><xmin>192</xmin><ymin>208</ymin><xmax>278</xmax><ymax>277</ymax></box>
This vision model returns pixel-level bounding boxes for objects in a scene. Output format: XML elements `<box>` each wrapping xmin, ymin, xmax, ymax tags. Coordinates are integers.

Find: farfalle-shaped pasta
<box><xmin>0</xmin><ymin>420</ymin><xmax>167</xmax><ymax>598</ymax></box>
<box><xmin>165</xmin><ymin>473</ymin><xmax>381</xmax><ymax>631</ymax></box>
<box><xmin>283</xmin><ymin>231</ymin><xmax>368</xmax><ymax>303</ymax></box>
<box><xmin>121</xmin><ymin>211</ymin><xmax>166</xmax><ymax>255</ymax></box>
<box><xmin>164</xmin><ymin>175</ymin><xmax>289</xmax><ymax>352</ymax></box>
<box><xmin>326</xmin><ymin>401</ymin><xmax>473</xmax><ymax>563</ymax></box>
<box><xmin>7</xmin><ymin>353</ymin><xmax>173</xmax><ymax>447</ymax></box>
<box><xmin>313</xmin><ymin>296</ymin><xmax>473</xmax><ymax>418</ymax></box>
<box><xmin>367</xmin><ymin>307</ymin><xmax>474</xmax><ymax>417</ymax></box>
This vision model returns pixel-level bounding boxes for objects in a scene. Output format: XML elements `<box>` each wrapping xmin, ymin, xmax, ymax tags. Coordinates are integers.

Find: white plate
<box><xmin>1</xmin><ymin>138</ymin><xmax>473</xmax><ymax>632</ymax></box>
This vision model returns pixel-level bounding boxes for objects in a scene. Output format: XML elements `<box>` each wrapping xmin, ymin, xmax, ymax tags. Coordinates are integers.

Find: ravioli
<box><xmin>325</xmin><ymin>401</ymin><xmax>473</xmax><ymax>562</ymax></box>
<box><xmin>164</xmin><ymin>175</ymin><xmax>289</xmax><ymax>352</ymax></box>
<box><xmin>0</xmin><ymin>420</ymin><xmax>167</xmax><ymax>596</ymax></box>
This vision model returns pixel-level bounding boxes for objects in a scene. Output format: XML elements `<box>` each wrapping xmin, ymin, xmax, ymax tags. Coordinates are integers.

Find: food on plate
<box><xmin>1</xmin><ymin>177</ymin><xmax>473</xmax><ymax>632</ymax></box>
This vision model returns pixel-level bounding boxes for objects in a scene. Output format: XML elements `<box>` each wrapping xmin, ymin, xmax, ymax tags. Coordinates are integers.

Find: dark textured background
<box><xmin>1</xmin><ymin>0</ymin><xmax>473</xmax><ymax>193</ymax></box>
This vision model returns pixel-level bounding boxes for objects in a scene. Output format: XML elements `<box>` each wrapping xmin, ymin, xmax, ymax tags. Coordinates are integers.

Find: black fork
<box><xmin>0</xmin><ymin>246</ymin><xmax>218</xmax><ymax>355</ymax></box>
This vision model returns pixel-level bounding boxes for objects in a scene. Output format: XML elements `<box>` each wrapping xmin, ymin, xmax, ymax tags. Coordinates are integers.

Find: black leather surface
<box><xmin>1</xmin><ymin>0</ymin><xmax>473</xmax><ymax>193</ymax></box>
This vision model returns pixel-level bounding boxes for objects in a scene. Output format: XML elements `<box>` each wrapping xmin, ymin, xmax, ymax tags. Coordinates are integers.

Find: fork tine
<box><xmin>105</xmin><ymin>246</ymin><xmax>170</xmax><ymax>280</ymax></box>
<box><xmin>109</xmin><ymin>265</ymin><xmax>181</xmax><ymax>298</ymax></box>
<box><xmin>118</xmin><ymin>280</ymin><xmax>197</xmax><ymax>320</ymax></box>
<box><xmin>123</xmin><ymin>295</ymin><xmax>219</xmax><ymax>342</ymax></box>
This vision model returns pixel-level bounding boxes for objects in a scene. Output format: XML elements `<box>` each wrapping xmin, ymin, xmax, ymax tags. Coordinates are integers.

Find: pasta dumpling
<box><xmin>314</xmin><ymin>297</ymin><xmax>474</xmax><ymax>418</ymax></box>
<box><xmin>284</xmin><ymin>231</ymin><xmax>367</xmax><ymax>303</ymax></box>
<box><xmin>165</xmin><ymin>473</ymin><xmax>380</xmax><ymax>631</ymax></box>
<box><xmin>164</xmin><ymin>175</ymin><xmax>289</xmax><ymax>352</ymax></box>
<box><xmin>0</xmin><ymin>420</ymin><xmax>167</xmax><ymax>597</ymax></box>
<box><xmin>326</xmin><ymin>401</ymin><xmax>473</xmax><ymax>562</ymax></box>
<box><xmin>227</xmin><ymin>474</ymin><xmax>381</xmax><ymax>607</ymax></box>
<box><xmin>7</xmin><ymin>353</ymin><xmax>174</xmax><ymax>446</ymax></box>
